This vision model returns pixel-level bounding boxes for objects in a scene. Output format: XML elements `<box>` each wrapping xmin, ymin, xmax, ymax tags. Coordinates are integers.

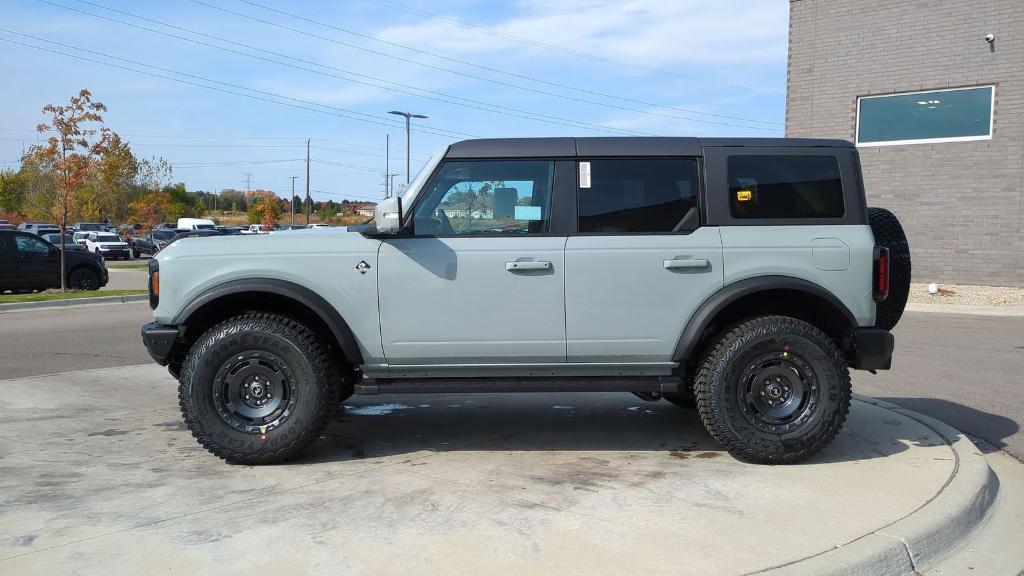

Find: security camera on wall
<box><xmin>985</xmin><ymin>33</ymin><xmax>995</xmax><ymax>43</ymax></box>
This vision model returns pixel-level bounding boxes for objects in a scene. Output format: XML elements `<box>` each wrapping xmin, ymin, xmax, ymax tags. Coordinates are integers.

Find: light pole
<box><xmin>388</xmin><ymin>110</ymin><xmax>427</xmax><ymax>185</ymax></box>
<box><xmin>289</xmin><ymin>176</ymin><xmax>299</xmax><ymax>227</ymax></box>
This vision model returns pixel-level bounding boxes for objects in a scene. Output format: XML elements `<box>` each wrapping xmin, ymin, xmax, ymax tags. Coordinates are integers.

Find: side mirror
<box><xmin>374</xmin><ymin>196</ymin><xmax>403</xmax><ymax>235</ymax></box>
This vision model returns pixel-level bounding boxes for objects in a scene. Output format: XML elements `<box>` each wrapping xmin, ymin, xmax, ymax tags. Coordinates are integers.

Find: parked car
<box><xmin>142</xmin><ymin>137</ymin><xmax>910</xmax><ymax>466</ymax></box>
<box><xmin>72</xmin><ymin>222</ymin><xmax>106</xmax><ymax>232</ymax></box>
<box><xmin>215</xmin><ymin>226</ymin><xmax>243</xmax><ymax>235</ymax></box>
<box><xmin>0</xmin><ymin>230</ymin><xmax>108</xmax><ymax>292</ymax></box>
<box><xmin>17</xmin><ymin>222</ymin><xmax>57</xmax><ymax>234</ymax></box>
<box><xmin>81</xmin><ymin>232</ymin><xmax>131</xmax><ymax>260</ymax></box>
<box><xmin>0</xmin><ymin>223</ymin><xmax>15</xmax><ymax>230</ymax></box>
<box><xmin>241</xmin><ymin>224</ymin><xmax>271</xmax><ymax>234</ymax></box>
<box><xmin>177</xmin><ymin>217</ymin><xmax>217</xmax><ymax>231</ymax></box>
<box><xmin>131</xmin><ymin>228</ymin><xmax>178</xmax><ymax>257</ymax></box>
<box><xmin>41</xmin><ymin>233</ymin><xmax>87</xmax><ymax>251</ymax></box>
<box><xmin>33</xmin><ymin>226</ymin><xmax>60</xmax><ymax>237</ymax></box>
<box><xmin>306</xmin><ymin>223</ymin><xmax>329</xmax><ymax>229</ymax></box>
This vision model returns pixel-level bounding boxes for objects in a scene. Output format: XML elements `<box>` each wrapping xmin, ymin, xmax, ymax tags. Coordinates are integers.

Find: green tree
<box><xmin>0</xmin><ymin>169</ymin><xmax>26</xmax><ymax>213</ymax></box>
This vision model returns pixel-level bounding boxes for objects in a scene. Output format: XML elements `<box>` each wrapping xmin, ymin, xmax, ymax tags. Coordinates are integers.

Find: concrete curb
<box><xmin>906</xmin><ymin>302</ymin><xmax>1024</xmax><ymax>317</ymax></box>
<box><xmin>0</xmin><ymin>294</ymin><xmax>147</xmax><ymax>312</ymax></box>
<box><xmin>764</xmin><ymin>396</ymin><xmax>999</xmax><ymax>576</ymax></box>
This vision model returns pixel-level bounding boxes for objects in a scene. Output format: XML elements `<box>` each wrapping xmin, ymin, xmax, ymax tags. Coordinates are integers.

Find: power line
<box><xmin>0</xmin><ymin>30</ymin><xmax>478</xmax><ymax>140</ymax></box>
<box><xmin>43</xmin><ymin>0</ymin><xmax>657</xmax><ymax>137</ymax></box>
<box><xmin>358</xmin><ymin>0</ymin><xmax>764</xmax><ymax>94</ymax></box>
<box><xmin>188</xmin><ymin>0</ymin><xmax>782</xmax><ymax>130</ymax></box>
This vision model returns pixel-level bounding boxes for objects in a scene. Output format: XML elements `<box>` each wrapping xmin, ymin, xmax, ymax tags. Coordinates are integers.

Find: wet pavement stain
<box><xmin>87</xmin><ymin>429</ymin><xmax>128</xmax><ymax>437</ymax></box>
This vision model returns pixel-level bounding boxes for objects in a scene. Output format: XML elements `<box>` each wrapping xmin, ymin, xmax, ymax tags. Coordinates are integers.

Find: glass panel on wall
<box><xmin>857</xmin><ymin>86</ymin><xmax>993</xmax><ymax>145</ymax></box>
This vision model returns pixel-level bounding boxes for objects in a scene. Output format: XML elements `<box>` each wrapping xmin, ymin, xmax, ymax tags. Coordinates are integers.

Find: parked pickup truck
<box><xmin>142</xmin><ymin>137</ymin><xmax>910</xmax><ymax>465</ymax></box>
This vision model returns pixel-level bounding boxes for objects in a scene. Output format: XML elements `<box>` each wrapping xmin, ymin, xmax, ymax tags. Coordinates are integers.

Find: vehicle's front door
<box><xmin>377</xmin><ymin>158</ymin><xmax>567</xmax><ymax>373</ymax></box>
<box><xmin>564</xmin><ymin>157</ymin><xmax>724</xmax><ymax>364</ymax></box>
<box><xmin>12</xmin><ymin>233</ymin><xmax>60</xmax><ymax>289</ymax></box>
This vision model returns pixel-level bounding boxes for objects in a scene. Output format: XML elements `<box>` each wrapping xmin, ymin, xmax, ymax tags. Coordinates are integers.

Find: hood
<box><xmin>157</xmin><ymin>227</ymin><xmax>364</xmax><ymax>261</ymax></box>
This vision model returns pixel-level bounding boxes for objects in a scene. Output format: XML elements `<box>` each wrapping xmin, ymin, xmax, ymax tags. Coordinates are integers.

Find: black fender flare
<box><xmin>172</xmin><ymin>278</ymin><xmax>363</xmax><ymax>364</ymax></box>
<box><xmin>672</xmin><ymin>275</ymin><xmax>858</xmax><ymax>363</ymax></box>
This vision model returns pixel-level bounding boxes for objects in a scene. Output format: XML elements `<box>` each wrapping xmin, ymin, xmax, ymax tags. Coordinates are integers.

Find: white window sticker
<box><xmin>579</xmin><ymin>161</ymin><xmax>591</xmax><ymax>189</ymax></box>
<box><xmin>514</xmin><ymin>205</ymin><xmax>542</xmax><ymax>221</ymax></box>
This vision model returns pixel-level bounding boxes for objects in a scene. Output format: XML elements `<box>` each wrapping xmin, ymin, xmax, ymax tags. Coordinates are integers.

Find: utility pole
<box><xmin>243</xmin><ymin>172</ymin><xmax>253</xmax><ymax>210</ymax></box>
<box><xmin>388</xmin><ymin>110</ymin><xmax>427</xmax><ymax>185</ymax></box>
<box><xmin>388</xmin><ymin>173</ymin><xmax>399</xmax><ymax>198</ymax></box>
<box><xmin>289</xmin><ymin>176</ymin><xmax>299</xmax><ymax>227</ymax></box>
<box><xmin>305</xmin><ymin>138</ymin><xmax>311</xmax><ymax>225</ymax></box>
<box><xmin>385</xmin><ymin>134</ymin><xmax>390</xmax><ymax>198</ymax></box>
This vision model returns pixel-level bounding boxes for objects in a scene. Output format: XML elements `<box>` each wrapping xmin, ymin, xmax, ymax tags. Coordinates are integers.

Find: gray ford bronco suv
<box><xmin>142</xmin><ymin>137</ymin><xmax>910</xmax><ymax>465</ymax></box>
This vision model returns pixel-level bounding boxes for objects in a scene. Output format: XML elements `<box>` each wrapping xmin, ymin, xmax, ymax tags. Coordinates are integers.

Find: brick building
<box><xmin>786</xmin><ymin>0</ymin><xmax>1023</xmax><ymax>286</ymax></box>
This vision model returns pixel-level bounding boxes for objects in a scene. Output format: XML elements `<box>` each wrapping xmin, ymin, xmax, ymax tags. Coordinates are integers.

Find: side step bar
<box><xmin>354</xmin><ymin>376</ymin><xmax>682</xmax><ymax>395</ymax></box>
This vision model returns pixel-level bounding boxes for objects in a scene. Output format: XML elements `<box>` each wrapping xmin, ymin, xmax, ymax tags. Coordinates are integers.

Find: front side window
<box><xmin>857</xmin><ymin>86</ymin><xmax>994</xmax><ymax>146</ymax></box>
<box><xmin>578</xmin><ymin>158</ymin><xmax>699</xmax><ymax>233</ymax></box>
<box><xmin>15</xmin><ymin>234</ymin><xmax>51</xmax><ymax>254</ymax></box>
<box><xmin>413</xmin><ymin>160</ymin><xmax>554</xmax><ymax>236</ymax></box>
<box><xmin>728</xmin><ymin>156</ymin><xmax>844</xmax><ymax>219</ymax></box>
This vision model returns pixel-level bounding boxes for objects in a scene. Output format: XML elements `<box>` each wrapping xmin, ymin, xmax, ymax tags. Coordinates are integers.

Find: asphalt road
<box><xmin>1</xmin><ymin>304</ymin><xmax>1021</xmax><ymax>459</ymax></box>
<box><xmin>101</xmin><ymin>268</ymin><xmax>148</xmax><ymax>291</ymax></box>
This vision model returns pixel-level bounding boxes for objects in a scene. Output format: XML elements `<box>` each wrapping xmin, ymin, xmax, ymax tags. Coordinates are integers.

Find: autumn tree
<box><xmin>247</xmin><ymin>191</ymin><xmax>281</xmax><ymax>227</ymax></box>
<box><xmin>24</xmin><ymin>89</ymin><xmax>114</xmax><ymax>291</ymax></box>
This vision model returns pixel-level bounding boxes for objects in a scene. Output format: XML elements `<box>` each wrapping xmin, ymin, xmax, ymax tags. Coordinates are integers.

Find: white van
<box><xmin>176</xmin><ymin>218</ymin><xmax>217</xmax><ymax>231</ymax></box>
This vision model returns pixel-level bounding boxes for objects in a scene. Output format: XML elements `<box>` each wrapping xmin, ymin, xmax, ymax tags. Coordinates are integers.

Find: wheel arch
<box><xmin>172</xmin><ymin>278</ymin><xmax>363</xmax><ymax>365</ymax></box>
<box><xmin>673</xmin><ymin>275</ymin><xmax>857</xmax><ymax>364</ymax></box>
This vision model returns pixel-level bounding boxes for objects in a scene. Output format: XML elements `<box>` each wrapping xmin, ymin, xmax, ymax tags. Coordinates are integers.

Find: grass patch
<box><xmin>0</xmin><ymin>289</ymin><xmax>146</xmax><ymax>304</ymax></box>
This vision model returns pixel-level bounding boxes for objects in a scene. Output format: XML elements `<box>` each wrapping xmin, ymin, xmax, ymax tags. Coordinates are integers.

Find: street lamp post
<box><xmin>289</xmin><ymin>176</ymin><xmax>299</xmax><ymax>227</ymax></box>
<box><xmin>388</xmin><ymin>110</ymin><xmax>427</xmax><ymax>185</ymax></box>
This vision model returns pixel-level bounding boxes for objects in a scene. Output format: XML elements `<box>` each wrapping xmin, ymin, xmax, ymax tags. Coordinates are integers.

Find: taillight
<box><xmin>148</xmin><ymin>259</ymin><xmax>160</xmax><ymax>310</ymax></box>
<box><xmin>873</xmin><ymin>246</ymin><xmax>890</xmax><ymax>302</ymax></box>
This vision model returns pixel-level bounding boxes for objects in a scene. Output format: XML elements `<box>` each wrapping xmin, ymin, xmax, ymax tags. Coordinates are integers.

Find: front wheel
<box><xmin>178</xmin><ymin>313</ymin><xmax>342</xmax><ymax>464</ymax></box>
<box><xmin>68</xmin><ymin>268</ymin><xmax>100</xmax><ymax>291</ymax></box>
<box><xmin>694</xmin><ymin>316</ymin><xmax>851</xmax><ymax>464</ymax></box>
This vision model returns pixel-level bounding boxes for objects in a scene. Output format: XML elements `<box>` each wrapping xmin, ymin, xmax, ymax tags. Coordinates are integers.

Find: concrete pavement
<box><xmin>101</xmin><ymin>267</ymin><xmax>147</xmax><ymax>291</ymax></box>
<box><xmin>0</xmin><ymin>365</ymin><xmax>1010</xmax><ymax>575</ymax></box>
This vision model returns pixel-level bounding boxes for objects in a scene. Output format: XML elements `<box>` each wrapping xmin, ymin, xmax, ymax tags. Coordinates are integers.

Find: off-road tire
<box><xmin>694</xmin><ymin>316</ymin><xmax>851</xmax><ymax>464</ymax></box>
<box><xmin>68</xmin><ymin>267</ymin><xmax>100</xmax><ymax>291</ymax></box>
<box><xmin>868</xmin><ymin>207</ymin><xmax>911</xmax><ymax>330</ymax></box>
<box><xmin>178</xmin><ymin>312</ymin><xmax>341</xmax><ymax>464</ymax></box>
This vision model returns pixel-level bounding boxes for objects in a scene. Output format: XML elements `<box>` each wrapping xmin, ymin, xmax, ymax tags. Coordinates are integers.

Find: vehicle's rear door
<box><xmin>377</xmin><ymin>158</ymin><xmax>568</xmax><ymax>374</ymax></box>
<box><xmin>564</xmin><ymin>157</ymin><xmax>724</xmax><ymax>364</ymax></box>
<box><xmin>0</xmin><ymin>234</ymin><xmax>14</xmax><ymax>288</ymax></box>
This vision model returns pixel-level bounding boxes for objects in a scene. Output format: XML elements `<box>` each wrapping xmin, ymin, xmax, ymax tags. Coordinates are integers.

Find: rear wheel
<box><xmin>178</xmin><ymin>313</ymin><xmax>341</xmax><ymax>464</ymax></box>
<box><xmin>868</xmin><ymin>207</ymin><xmax>911</xmax><ymax>330</ymax></box>
<box><xmin>694</xmin><ymin>316</ymin><xmax>851</xmax><ymax>464</ymax></box>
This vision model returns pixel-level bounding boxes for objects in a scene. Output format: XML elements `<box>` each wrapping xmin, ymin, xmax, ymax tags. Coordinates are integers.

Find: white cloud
<box><xmin>376</xmin><ymin>0</ymin><xmax>788</xmax><ymax>69</ymax></box>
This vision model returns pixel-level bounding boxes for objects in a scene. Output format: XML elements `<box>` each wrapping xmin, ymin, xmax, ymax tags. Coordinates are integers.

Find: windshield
<box><xmin>95</xmin><ymin>234</ymin><xmax>120</xmax><ymax>242</ymax></box>
<box><xmin>194</xmin><ymin>224</ymin><xmax>216</xmax><ymax>230</ymax></box>
<box><xmin>43</xmin><ymin>234</ymin><xmax>74</xmax><ymax>243</ymax></box>
<box><xmin>400</xmin><ymin>149</ymin><xmax>446</xmax><ymax>203</ymax></box>
<box><xmin>78</xmin><ymin>223</ymin><xmax>105</xmax><ymax>231</ymax></box>
<box><xmin>153</xmin><ymin>230</ymin><xmax>176</xmax><ymax>240</ymax></box>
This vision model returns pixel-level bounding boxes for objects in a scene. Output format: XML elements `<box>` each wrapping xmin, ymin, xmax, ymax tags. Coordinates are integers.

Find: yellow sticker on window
<box><xmin>736</xmin><ymin>189</ymin><xmax>752</xmax><ymax>202</ymax></box>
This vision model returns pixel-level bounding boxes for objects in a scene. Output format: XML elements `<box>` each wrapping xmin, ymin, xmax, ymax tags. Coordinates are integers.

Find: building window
<box><xmin>856</xmin><ymin>86</ymin><xmax>994</xmax><ymax>146</ymax></box>
<box><xmin>727</xmin><ymin>156</ymin><xmax>844</xmax><ymax>219</ymax></box>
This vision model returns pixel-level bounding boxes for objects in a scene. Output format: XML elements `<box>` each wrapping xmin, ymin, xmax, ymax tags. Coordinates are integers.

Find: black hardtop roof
<box><xmin>446</xmin><ymin>137</ymin><xmax>853</xmax><ymax>158</ymax></box>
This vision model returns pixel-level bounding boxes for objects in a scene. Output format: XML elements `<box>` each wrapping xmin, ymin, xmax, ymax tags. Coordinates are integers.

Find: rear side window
<box><xmin>727</xmin><ymin>156</ymin><xmax>844</xmax><ymax>219</ymax></box>
<box><xmin>578</xmin><ymin>158</ymin><xmax>698</xmax><ymax>233</ymax></box>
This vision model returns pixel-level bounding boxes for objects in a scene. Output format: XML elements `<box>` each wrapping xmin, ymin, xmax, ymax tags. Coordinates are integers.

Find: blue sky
<box><xmin>0</xmin><ymin>0</ymin><xmax>789</xmax><ymax>203</ymax></box>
